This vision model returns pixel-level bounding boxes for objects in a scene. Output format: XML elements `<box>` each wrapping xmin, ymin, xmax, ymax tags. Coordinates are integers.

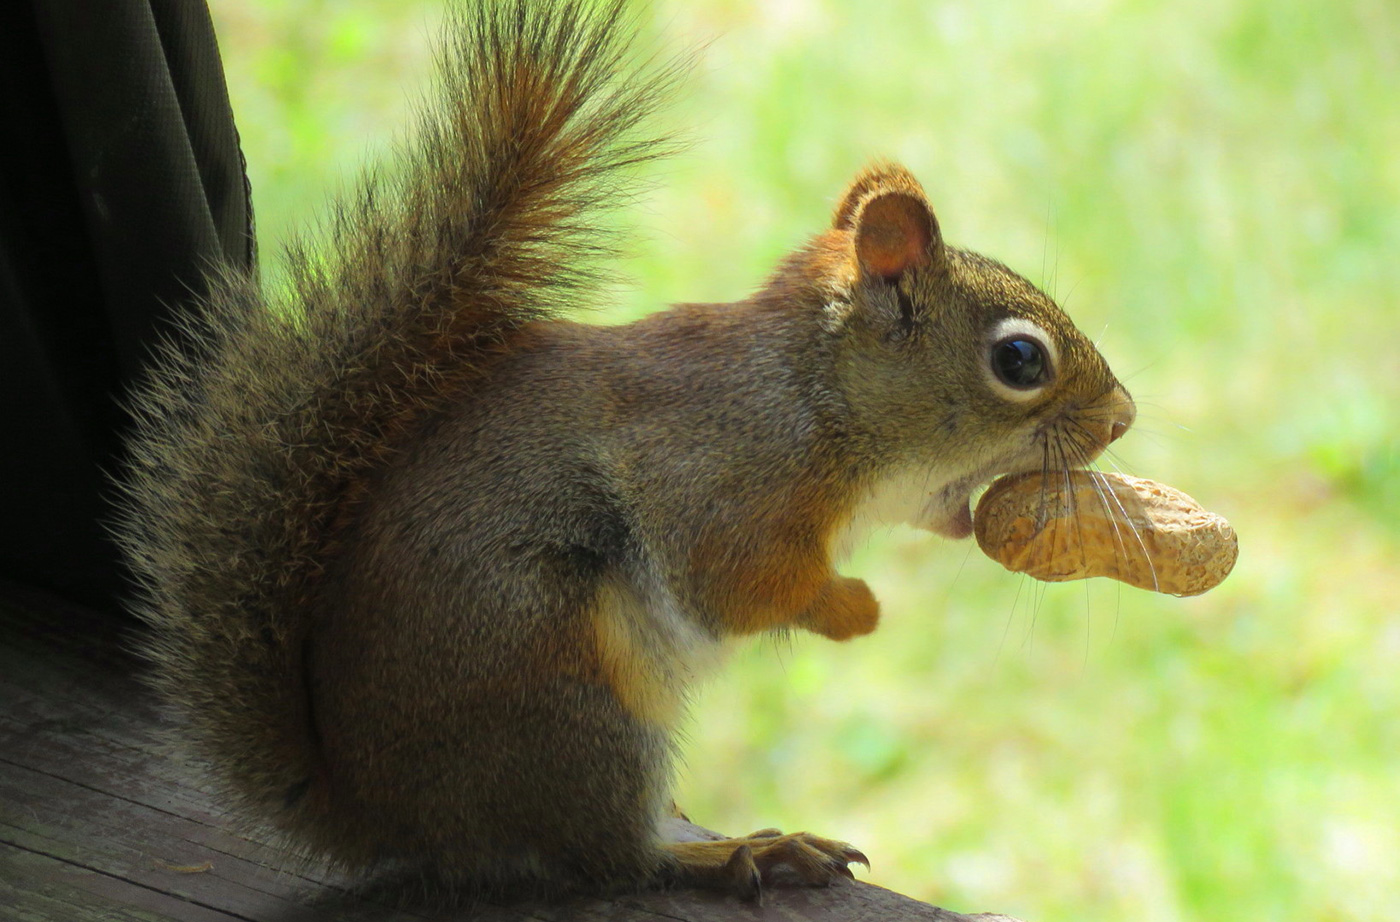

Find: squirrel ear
<box><xmin>834</xmin><ymin>164</ymin><xmax>943</xmax><ymax>282</ymax></box>
<box><xmin>854</xmin><ymin>192</ymin><xmax>940</xmax><ymax>281</ymax></box>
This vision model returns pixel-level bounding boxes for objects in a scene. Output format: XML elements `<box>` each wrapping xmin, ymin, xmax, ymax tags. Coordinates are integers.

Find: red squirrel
<box><xmin>119</xmin><ymin>0</ymin><xmax>1134</xmax><ymax>900</ymax></box>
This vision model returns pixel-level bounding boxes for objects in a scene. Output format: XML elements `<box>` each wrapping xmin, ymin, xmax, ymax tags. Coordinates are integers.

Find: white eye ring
<box><xmin>984</xmin><ymin>317</ymin><xmax>1058</xmax><ymax>402</ymax></box>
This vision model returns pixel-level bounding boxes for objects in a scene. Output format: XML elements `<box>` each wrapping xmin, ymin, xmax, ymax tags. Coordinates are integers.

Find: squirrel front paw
<box><xmin>798</xmin><ymin>576</ymin><xmax>880</xmax><ymax>640</ymax></box>
<box><xmin>661</xmin><ymin>828</ymin><xmax>869</xmax><ymax>901</ymax></box>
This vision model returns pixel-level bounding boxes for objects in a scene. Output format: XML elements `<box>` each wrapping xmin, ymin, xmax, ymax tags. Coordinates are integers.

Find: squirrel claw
<box><xmin>844</xmin><ymin>846</ymin><xmax>871</xmax><ymax>871</ymax></box>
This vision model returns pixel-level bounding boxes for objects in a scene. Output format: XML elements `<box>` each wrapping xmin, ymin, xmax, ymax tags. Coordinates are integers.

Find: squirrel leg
<box><xmin>798</xmin><ymin>575</ymin><xmax>880</xmax><ymax>640</ymax></box>
<box><xmin>658</xmin><ymin>828</ymin><xmax>869</xmax><ymax>901</ymax></box>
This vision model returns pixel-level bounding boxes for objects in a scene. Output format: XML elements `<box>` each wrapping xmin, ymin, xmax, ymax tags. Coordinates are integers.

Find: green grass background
<box><xmin>205</xmin><ymin>1</ymin><xmax>1399</xmax><ymax>918</ymax></box>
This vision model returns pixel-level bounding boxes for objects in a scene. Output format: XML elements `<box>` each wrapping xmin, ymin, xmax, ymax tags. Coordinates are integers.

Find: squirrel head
<box><xmin>814</xmin><ymin>163</ymin><xmax>1136</xmax><ymax>538</ymax></box>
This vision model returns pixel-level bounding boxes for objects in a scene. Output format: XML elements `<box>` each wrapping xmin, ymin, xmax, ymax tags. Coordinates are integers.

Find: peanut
<box><xmin>973</xmin><ymin>471</ymin><xmax>1237</xmax><ymax>597</ymax></box>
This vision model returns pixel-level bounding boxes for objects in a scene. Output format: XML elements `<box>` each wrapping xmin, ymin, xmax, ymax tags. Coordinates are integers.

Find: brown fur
<box><xmin>117</xmin><ymin>0</ymin><xmax>1134</xmax><ymax>902</ymax></box>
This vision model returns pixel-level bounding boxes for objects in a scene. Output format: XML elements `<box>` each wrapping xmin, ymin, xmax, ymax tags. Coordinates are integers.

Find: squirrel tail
<box><xmin>117</xmin><ymin>0</ymin><xmax>678</xmax><ymax>860</ymax></box>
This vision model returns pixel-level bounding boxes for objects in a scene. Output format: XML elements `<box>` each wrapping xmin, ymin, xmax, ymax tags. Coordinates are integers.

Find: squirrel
<box><xmin>117</xmin><ymin>0</ymin><xmax>1135</xmax><ymax>903</ymax></box>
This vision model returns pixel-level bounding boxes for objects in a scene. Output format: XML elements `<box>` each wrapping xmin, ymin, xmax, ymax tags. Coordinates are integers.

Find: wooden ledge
<box><xmin>0</xmin><ymin>582</ymin><xmax>1025</xmax><ymax>921</ymax></box>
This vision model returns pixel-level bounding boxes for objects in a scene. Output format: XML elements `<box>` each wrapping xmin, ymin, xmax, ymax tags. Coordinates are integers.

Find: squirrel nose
<box><xmin>1107</xmin><ymin>387</ymin><xmax>1136</xmax><ymax>443</ymax></box>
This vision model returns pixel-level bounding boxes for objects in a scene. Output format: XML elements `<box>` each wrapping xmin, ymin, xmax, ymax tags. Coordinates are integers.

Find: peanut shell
<box><xmin>973</xmin><ymin>471</ymin><xmax>1236</xmax><ymax>597</ymax></box>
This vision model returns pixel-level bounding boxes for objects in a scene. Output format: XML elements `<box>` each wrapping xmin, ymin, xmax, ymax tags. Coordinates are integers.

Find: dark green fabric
<box><xmin>0</xmin><ymin>0</ymin><xmax>252</xmax><ymax>610</ymax></box>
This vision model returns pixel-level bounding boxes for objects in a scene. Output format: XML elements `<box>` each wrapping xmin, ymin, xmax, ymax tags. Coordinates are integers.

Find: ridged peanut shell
<box><xmin>973</xmin><ymin>471</ymin><xmax>1236</xmax><ymax>596</ymax></box>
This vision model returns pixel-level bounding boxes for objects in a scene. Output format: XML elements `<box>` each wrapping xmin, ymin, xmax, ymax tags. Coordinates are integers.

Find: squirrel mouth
<box><xmin>919</xmin><ymin>446</ymin><xmax>1056</xmax><ymax>540</ymax></box>
<box><xmin>920</xmin><ymin>476</ymin><xmax>981</xmax><ymax>540</ymax></box>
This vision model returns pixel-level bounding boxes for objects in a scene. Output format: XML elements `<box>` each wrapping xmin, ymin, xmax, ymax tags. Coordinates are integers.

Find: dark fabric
<box><xmin>0</xmin><ymin>0</ymin><xmax>253</xmax><ymax>611</ymax></box>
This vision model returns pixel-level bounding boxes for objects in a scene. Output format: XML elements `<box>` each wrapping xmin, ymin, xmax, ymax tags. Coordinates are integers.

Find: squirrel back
<box><xmin>118</xmin><ymin>0</ymin><xmax>678</xmax><ymax>866</ymax></box>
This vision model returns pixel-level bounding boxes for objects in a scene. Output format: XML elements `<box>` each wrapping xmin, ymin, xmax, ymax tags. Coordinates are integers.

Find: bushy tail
<box><xmin>117</xmin><ymin>0</ymin><xmax>678</xmax><ymax>854</ymax></box>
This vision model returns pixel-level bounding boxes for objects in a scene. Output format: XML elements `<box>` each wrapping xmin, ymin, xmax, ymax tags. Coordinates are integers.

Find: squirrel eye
<box><xmin>991</xmin><ymin>336</ymin><xmax>1049</xmax><ymax>389</ymax></box>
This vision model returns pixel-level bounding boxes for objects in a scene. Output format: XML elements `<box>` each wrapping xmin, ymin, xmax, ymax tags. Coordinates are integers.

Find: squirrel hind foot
<box><xmin>659</xmin><ymin>830</ymin><xmax>868</xmax><ymax>902</ymax></box>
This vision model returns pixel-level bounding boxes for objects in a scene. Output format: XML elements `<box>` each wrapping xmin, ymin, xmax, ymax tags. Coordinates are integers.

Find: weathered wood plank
<box><xmin>0</xmin><ymin>840</ymin><xmax>252</xmax><ymax>922</ymax></box>
<box><xmin>585</xmin><ymin>885</ymin><xmax>1024</xmax><ymax>922</ymax></box>
<box><xmin>2</xmin><ymin>759</ymin><xmax>339</xmax><ymax>919</ymax></box>
<box><xmin>0</xmin><ymin>581</ymin><xmax>1023</xmax><ymax>921</ymax></box>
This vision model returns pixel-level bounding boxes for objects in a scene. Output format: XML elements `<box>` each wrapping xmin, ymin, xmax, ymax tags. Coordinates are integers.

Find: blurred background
<box><xmin>204</xmin><ymin>1</ymin><xmax>1399</xmax><ymax>919</ymax></box>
